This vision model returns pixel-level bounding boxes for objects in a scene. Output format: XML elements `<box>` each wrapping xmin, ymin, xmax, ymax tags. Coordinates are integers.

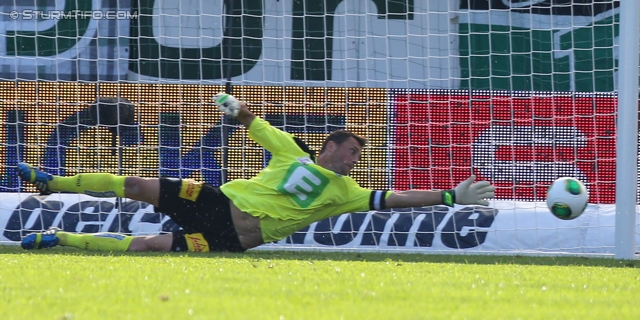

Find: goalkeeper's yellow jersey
<box><xmin>220</xmin><ymin>117</ymin><xmax>389</xmax><ymax>243</ymax></box>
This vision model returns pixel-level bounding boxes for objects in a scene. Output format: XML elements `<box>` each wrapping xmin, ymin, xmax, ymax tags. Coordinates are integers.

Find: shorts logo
<box><xmin>185</xmin><ymin>233</ymin><xmax>210</xmax><ymax>252</ymax></box>
<box><xmin>179</xmin><ymin>180</ymin><xmax>203</xmax><ymax>201</ymax></box>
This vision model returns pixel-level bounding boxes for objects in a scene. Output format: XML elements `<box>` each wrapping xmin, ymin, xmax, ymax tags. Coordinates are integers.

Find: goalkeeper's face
<box><xmin>326</xmin><ymin>137</ymin><xmax>362</xmax><ymax>175</ymax></box>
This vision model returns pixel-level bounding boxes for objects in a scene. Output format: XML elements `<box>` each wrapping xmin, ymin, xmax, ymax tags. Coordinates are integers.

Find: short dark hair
<box><xmin>319</xmin><ymin>130</ymin><xmax>367</xmax><ymax>154</ymax></box>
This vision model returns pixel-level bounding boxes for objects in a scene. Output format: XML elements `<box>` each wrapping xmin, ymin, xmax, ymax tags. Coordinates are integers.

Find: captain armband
<box><xmin>369</xmin><ymin>190</ymin><xmax>389</xmax><ymax>210</ymax></box>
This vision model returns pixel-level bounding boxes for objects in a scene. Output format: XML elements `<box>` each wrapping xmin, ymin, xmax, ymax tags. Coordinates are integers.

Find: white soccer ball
<box><xmin>546</xmin><ymin>177</ymin><xmax>589</xmax><ymax>220</ymax></box>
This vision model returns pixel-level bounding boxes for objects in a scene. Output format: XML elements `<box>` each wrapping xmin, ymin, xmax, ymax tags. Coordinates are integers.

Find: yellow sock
<box><xmin>57</xmin><ymin>232</ymin><xmax>133</xmax><ymax>252</ymax></box>
<box><xmin>49</xmin><ymin>173</ymin><xmax>126</xmax><ymax>198</ymax></box>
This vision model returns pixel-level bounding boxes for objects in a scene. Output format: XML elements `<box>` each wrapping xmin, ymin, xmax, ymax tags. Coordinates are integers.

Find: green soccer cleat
<box><xmin>17</xmin><ymin>163</ymin><xmax>53</xmax><ymax>195</ymax></box>
<box><xmin>21</xmin><ymin>227</ymin><xmax>61</xmax><ymax>250</ymax></box>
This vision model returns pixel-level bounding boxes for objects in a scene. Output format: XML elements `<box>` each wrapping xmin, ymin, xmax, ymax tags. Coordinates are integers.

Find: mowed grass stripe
<box><xmin>0</xmin><ymin>246</ymin><xmax>637</xmax><ymax>319</ymax></box>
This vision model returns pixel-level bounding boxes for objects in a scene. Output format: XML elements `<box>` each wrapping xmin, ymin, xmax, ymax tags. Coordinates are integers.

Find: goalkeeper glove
<box><xmin>442</xmin><ymin>175</ymin><xmax>495</xmax><ymax>207</ymax></box>
<box><xmin>213</xmin><ymin>93</ymin><xmax>241</xmax><ymax>117</ymax></box>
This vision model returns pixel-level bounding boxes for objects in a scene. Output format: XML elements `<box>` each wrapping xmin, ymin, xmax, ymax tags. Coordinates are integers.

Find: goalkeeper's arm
<box><xmin>385</xmin><ymin>175</ymin><xmax>495</xmax><ymax>208</ymax></box>
<box><xmin>212</xmin><ymin>93</ymin><xmax>302</xmax><ymax>154</ymax></box>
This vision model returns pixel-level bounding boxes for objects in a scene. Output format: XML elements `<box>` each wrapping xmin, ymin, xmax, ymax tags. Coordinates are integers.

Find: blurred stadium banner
<box><xmin>0</xmin><ymin>193</ymin><xmax>625</xmax><ymax>254</ymax></box>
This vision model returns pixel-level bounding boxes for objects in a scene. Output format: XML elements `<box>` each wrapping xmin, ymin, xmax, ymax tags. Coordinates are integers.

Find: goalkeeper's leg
<box><xmin>21</xmin><ymin>227</ymin><xmax>173</xmax><ymax>252</ymax></box>
<box><xmin>17</xmin><ymin>163</ymin><xmax>160</xmax><ymax>206</ymax></box>
<box><xmin>18</xmin><ymin>165</ymin><xmax>174</xmax><ymax>252</ymax></box>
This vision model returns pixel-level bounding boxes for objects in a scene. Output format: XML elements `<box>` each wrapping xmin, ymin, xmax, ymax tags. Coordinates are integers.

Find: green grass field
<box><xmin>0</xmin><ymin>245</ymin><xmax>637</xmax><ymax>320</ymax></box>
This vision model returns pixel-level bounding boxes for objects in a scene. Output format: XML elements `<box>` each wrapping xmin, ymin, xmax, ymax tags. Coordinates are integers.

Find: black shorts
<box><xmin>155</xmin><ymin>177</ymin><xmax>245</xmax><ymax>253</ymax></box>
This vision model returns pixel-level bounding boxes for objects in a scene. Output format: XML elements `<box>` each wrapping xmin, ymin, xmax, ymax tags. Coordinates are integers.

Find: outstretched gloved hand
<box><xmin>442</xmin><ymin>175</ymin><xmax>496</xmax><ymax>207</ymax></box>
<box><xmin>212</xmin><ymin>93</ymin><xmax>241</xmax><ymax>117</ymax></box>
<box><xmin>453</xmin><ymin>175</ymin><xmax>495</xmax><ymax>206</ymax></box>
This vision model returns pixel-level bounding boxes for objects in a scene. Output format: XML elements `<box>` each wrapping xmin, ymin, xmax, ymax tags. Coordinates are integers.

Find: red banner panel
<box><xmin>391</xmin><ymin>91</ymin><xmax>618</xmax><ymax>204</ymax></box>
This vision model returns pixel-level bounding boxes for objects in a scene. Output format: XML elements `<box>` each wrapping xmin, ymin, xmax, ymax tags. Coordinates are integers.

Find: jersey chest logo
<box><xmin>277</xmin><ymin>162</ymin><xmax>330</xmax><ymax>208</ymax></box>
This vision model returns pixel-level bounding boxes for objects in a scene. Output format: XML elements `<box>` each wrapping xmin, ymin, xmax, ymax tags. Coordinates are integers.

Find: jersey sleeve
<box><xmin>248</xmin><ymin>117</ymin><xmax>302</xmax><ymax>155</ymax></box>
<box><xmin>334</xmin><ymin>177</ymin><xmax>390</xmax><ymax>214</ymax></box>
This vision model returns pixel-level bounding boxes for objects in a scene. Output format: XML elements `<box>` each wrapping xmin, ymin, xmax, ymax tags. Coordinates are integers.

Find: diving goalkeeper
<box><xmin>18</xmin><ymin>94</ymin><xmax>495</xmax><ymax>253</ymax></box>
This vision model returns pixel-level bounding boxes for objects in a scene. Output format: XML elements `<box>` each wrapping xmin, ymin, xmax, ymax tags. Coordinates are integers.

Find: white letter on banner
<box><xmin>153</xmin><ymin>0</ymin><xmax>223</xmax><ymax>48</ymax></box>
<box><xmin>472</xmin><ymin>125</ymin><xmax>587</xmax><ymax>183</ymax></box>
